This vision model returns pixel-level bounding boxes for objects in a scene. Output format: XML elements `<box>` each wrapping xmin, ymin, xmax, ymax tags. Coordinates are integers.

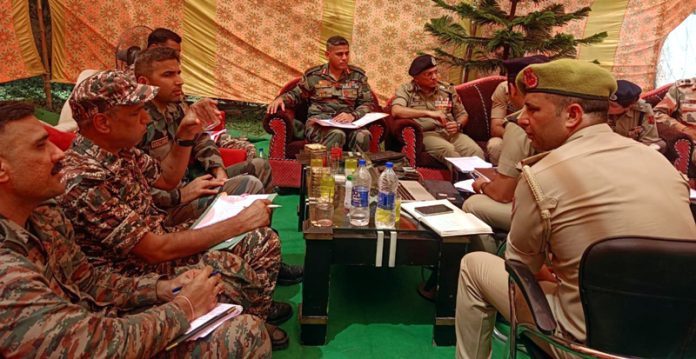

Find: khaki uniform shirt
<box><xmin>392</xmin><ymin>80</ymin><xmax>468</xmax><ymax>134</ymax></box>
<box><xmin>282</xmin><ymin>63</ymin><xmax>375</xmax><ymax>122</ymax></box>
<box><xmin>496</xmin><ymin>113</ymin><xmax>535</xmax><ymax>178</ymax></box>
<box><xmin>608</xmin><ymin>99</ymin><xmax>662</xmax><ymax>146</ymax></box>
<box><xmin>0</xmin><ymin>203</ymin><xmax>187</xmax><ymax>357</ymax></box>
<box><xmin>490</xmin><ymin>81</ymin><xmax>520</xmax><ymax>120</ymax></box>
<box><xmin>59</xmin><ymin>135</ymin><xmax>191</xmax><ymax>277</ymax></box>
<box><xmin>506</xmin><ymin>124</ymin><xmax>696</xmax><ymax>342</ymax></box>
<box><xmin>654</xmin><ymin>78</ymin><xmax>696</xmax><ymax>131</ymax></box>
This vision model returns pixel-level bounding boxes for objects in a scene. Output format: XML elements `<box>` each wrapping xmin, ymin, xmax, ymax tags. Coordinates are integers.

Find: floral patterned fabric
<box><xmin>0</xmin><ymin>0</ymin><xmax>45</xmax><ymax>83</ymax></box>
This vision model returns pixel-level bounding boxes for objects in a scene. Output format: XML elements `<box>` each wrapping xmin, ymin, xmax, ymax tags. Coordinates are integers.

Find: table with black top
<box><xmin>299</xmin><ymin>195</ymin><xmax>474</xmax><ymax>346</ymax></box>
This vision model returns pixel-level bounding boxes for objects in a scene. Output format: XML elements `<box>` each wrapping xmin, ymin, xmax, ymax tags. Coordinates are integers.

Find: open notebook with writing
<box><xmin>401</xmin><ymin>200</ymin><xmax>492</xmax><ymax>237</ymax></box>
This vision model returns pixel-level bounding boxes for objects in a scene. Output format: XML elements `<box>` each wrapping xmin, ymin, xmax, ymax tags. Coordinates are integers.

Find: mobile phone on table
<box><xmin>414</xmin><ymin>204</ymin><xmax>453</xmax><ymax>216</ymax></box>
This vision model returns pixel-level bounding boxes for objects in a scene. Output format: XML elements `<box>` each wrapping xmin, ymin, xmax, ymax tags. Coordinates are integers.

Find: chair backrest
<box><xmin>580</xmin><ymin>236</ymin><xmax>696</xmax><ymax>358</ymax></box>
<box><xmin>641</xmin><ymin>82</ymin><xmax>672</xmax><ymax>107</ymax></box>
<box><xmin>44</xmin><ymin>125</ymin><xmax>76</xmax><ymax>151</ymax></box>
<box><xmin>455</xmin><ymin>76</ymin><xmax>506</xmax><ymax>142</ymax></box>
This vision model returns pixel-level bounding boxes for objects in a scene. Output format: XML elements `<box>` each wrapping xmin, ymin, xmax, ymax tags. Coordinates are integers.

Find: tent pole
<box><xmin>36</xmin><ymin>0</ymin><xmax>52</xmax><ymax>110</ymax></box>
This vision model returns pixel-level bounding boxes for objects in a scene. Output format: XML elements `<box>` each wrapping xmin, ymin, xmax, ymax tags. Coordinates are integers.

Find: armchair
<box><xmin>262</xmin><ymin>77</ymin><xmax>386</xmax><ymax>160</ymax></box>
<box><xmin>505</xmin><ymin>236</ymin><xmax>696</xmax><ymax>358</ymax></box>
<box><xmin>642</xmin><ymin>83</ymin><xmax>695</xmax><ymax>180</ymax></box>
<box><xmin>385</xmin><ymin>76</ymin><xmax>505</xmax><ymax>179</ymax></box>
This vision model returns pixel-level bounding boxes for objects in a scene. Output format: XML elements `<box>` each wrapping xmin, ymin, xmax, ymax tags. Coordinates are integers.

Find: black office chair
<box><xmin>505</xmin><ymin>236</ymin><xmax>696</xmax><ymax>358</ymax></box>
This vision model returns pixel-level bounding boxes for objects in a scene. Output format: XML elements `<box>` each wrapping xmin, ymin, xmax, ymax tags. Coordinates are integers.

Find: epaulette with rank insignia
<box><xmin>348</xmin><ymin>65</ymin><xmax>366</xmax><ymax>76</ymax></box>
<box><xmin>304</xmin><ymin>65</ymin><xmax>324</xmax><ymax>76</ymax></box>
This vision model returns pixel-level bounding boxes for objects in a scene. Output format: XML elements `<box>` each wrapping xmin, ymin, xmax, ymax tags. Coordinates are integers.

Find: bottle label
<box><xmin>377</xmin><ymin>191</ymin><xmax>395</xmax><ymax>210</ymax></box>
<box><xmin>351</xmin><ymin>186</ymin><xmax>369</xmax><ymax>207</ymax></box>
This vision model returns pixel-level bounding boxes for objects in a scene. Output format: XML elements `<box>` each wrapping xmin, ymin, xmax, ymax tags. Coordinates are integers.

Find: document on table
<box><xmin>316</xmin><ymin>112</ymin><xmax>388</xmax><ymax>129</ymax></box>
<box><xmin>445</xmin><ymin>156</ymin><xmax>493</xmax><ymax>173</ymax></box>
<box><xmin>401</xmin><ymin>200</ymin><xmax>492</xmax><ymax>237</ymax></box>
<box><xmin>193</xmin><ymin>193</ymin><xmax>277</xmax><ymax>251</ymax></box>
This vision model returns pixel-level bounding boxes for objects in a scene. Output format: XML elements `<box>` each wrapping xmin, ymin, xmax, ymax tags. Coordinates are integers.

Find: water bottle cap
<box><xmin>347</xmin><ymin>175</ymin><xmax>352</xmax><ymax>181</ymax></box>
<box><xmin>386</xmin><ymin>162</ymin><xmax>393</xmax><ymax>168</ymax></box>
<box><xmin>358</xmin><ymin>159</ymin><xmax>366</xmax><ymax>166</ymax></box>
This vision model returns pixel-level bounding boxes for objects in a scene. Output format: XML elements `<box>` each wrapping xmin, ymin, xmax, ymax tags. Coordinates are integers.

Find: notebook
<box><xmin>401</xmin><ymin>200</ymin><xmax>493</xmax><ymax>237</ymax></box>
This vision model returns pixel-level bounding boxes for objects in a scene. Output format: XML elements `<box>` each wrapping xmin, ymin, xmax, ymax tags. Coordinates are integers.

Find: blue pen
<box><xmin>172</xmin><ymin>270</ymin><xmax>221</xmax><ymax>295</ymax></box>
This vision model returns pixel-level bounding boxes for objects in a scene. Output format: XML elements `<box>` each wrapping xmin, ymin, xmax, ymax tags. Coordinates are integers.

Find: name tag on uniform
<box><xmin>151</xmin><ymin>136</ymin><xmax>169</xmax><ymax>149</ymax></box>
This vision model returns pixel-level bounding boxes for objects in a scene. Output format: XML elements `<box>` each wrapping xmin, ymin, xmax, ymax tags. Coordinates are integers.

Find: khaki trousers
<box><xmin>456</xmin><ymin>252</ymin><xmax>558</xmax><ymax>359</ymax></box>
<box><xmin>462</xmin><ymin>194</ymin><xmax>513</xmax><ymax>231</ymax></box>
<box><xmin>423</xmin><ymin>131</ymin><xmax>484</xmax><ymax>165</ymax></box>
<box><xmin>486</xmin><ymin>137</ymin><xmax>503</xmax><ymax>165</ymax></box>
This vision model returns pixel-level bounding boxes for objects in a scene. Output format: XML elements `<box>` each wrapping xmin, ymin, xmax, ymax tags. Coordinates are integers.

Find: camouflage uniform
<box><xmin>0</xmin><ymin>202</ymin><xmax>270</xmax><ymax>358</ymax></box>
<box><xmin>654</xmin><ymin>78</ymin><xmax>696</xmax><ymax>163</ymax></box>
<box><xmin>59</xmin><ymin>135</ymin><xmax>280</xmax><ymax>319</ymax></box>
<box><xmin>608</xmin><ymin>99</ymin><xmax>665</xmax><ymax>150</ymax></box>
<box><xmin>141</xmin><ymin>101</ymin><xmax>272</xmax><ymax>221</ymax></box>
<box><xmin>393</xmin><ymin>80</ymin><xmax>484</xmax><ymax>164</ymax></box>
<box><xmin>281</xmin><ymin>63</ymin><xmax>375</xmax><ymax>151</ymax></box>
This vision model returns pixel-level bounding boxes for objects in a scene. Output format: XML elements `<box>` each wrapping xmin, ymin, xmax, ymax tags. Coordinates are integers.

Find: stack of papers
<box><xmin>316</xmin><ymin>112</ymin><xmax>388</xmax><ymax>129</ymax></box>
<box><xmin>186</xmin><ymin>303</ymin><xmax>243</xmax><ymax>341</ymax></box>
<box><xmin>454</xmin><ymin>179</ymin><xmax>476</xmax><ymax>193</ymax></box>
<box><xmin>401</xmin><ymin>200</ymin><xmax>492</xmax><ymax>237</ymax></box>
<box><xmin>445</xmin><ymin>156</ymin><xmax>492</xmax><ymax>173</ymax></box>
<box><xmin>193</xmin><ymin>194</ymin><xmax>277</xmax><ymax>251</ymax></box>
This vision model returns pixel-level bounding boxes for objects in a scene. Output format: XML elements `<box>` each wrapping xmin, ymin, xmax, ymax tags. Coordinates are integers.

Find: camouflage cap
<box><xmin>515</xmin><ymin>59</ymin><xmax>617</xmax><ymax>101</ymax></box>
<box><xmin>69</xmin><ymin>70</ymin><xmax>158</xmax><ymax>123</ymax></box>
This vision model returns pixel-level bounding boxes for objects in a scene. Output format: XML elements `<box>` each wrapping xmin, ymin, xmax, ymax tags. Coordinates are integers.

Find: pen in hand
<box><xmin>172</xmin><ymin>270</ymin><xmax>221</xmax><ymax>295</ymax></box>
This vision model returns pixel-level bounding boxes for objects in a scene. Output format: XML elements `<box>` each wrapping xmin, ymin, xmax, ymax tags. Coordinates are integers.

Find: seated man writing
<box><xmin>0</xmin><ymin>101</ymin><xmax>270</xmax><ymax>357</ymax></box>
<box><xmin>391</xmin><ymin>54</ymin><xmax>484</xmax><ymax>165</ymax></box>
<box><xmin>267</xmin><ymin>35</ymin><xmax>376</xmax><ymax>152</ymax></box>
<box><xmin>57</xmin><ymin>71</ymin><xmax>290</xmax><ymax>350</ymax></box>
<box><xmin>455</xmin><ymin>59</ymin><xmax>696</xmax><ymax>359</ymax></box>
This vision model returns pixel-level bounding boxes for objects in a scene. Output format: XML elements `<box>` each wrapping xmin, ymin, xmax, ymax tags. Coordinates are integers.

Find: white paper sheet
<box><xmin>316</xmin><ymin>112</ymin><xmax>388</xmax><ymax>129</ymax></box>
<box><xmin>445</xmin><ymin>156</ymin><xmax>492</xmax><ymax>173</ymax></box>
<box><xmin>185</xmin><ymin>303</ymin><xmax>243</xmax><ymax>341</ymax></box>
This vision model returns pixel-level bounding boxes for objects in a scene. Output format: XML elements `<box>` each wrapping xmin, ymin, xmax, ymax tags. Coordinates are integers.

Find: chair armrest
<box><xmin>263</xmin><ymin>110</ymin><xmax>296</xmax><ymax>159</ymax></box>
<box><xmin>657</xmin><ymin>122</ymin><xmax>694</xmax><ymax>177</ymax></box>
<box><xmin>505</xmin><ymin>259</ymin><xmax>557</xmax><ymax>335</ymax></box>
<box><xmin>219</xmin><ymin>148</ymin><xmax>247</xmax><ymax>166</ymax></box>
<box><xmin>385</xmin><ymin>117</ymin><xmax>424</xmax><ymax>167</ymax></box>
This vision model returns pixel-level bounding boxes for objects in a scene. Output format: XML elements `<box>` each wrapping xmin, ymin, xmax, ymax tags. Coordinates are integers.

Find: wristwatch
<box><xmin>175</xmin><ymin>137</ymin><xmax>195</xmax><ymax>147</ymax></box>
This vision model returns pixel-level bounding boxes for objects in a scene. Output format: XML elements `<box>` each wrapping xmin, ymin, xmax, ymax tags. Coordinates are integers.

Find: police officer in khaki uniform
<box><xmin>455</xmin><ymin>59</ymin><xmax>696</xmax><ymax>359</ymax></box>
<box><xmin>462</xmin><ymin>111</ymin><xmax>535</xmax><ymax>231</ymax></box>
<box><xmin>391</xmin><ymin>55</ymin><xmax>484</xmax><ymax>166</ymax></box>
<box><xmin>654</xmin><ymin>77</ymin><xmax>696</xmax><ymax>164</ymax></box>
<box><xmin>608</xmin><ymin>79</ymin><xmax>665</xmax><ymax>151</ymax></box>
<box><xmin>488</xmin><ymin>55</ymin><xmax>549</xmax><ymax>164</ymax></box>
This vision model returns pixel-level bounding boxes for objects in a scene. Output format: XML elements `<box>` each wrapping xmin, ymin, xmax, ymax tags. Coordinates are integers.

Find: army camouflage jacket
<box><xmin>654</xmin><ymin>78</ymin><xmax>696</xmax><ymax>131</ymax></box>
<box><xmin>281</xmin><ymin>63</ymin><xmax>375</xmax><ymax>122</ymax></box>
<box><xmin>59</xmin><ymin>135</ymin><xmax>190</xmax><ymax>277</ymax></box>
<box><xmin>0</xmin><ymin>202</ymin><xmax>188</xmax><ymax>358</ymax></box>
<box><xmin>140</xmin><ymin>101</ymin><xmax>224</xmax><ymax>182</ymax></box>
<box><xmin>608</xmin><ymin>99</ymin><xmax>663</xmax><ymax>146</ymax></box>
<box><xmin>392</xmin><ymin>80</ymin><xmax>468</xmax><ymax>133</ymax></box>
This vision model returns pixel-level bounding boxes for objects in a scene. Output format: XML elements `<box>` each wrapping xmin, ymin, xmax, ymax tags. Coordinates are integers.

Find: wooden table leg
<box><xmin>300</xmin><ymin>239</ymin><xmax>332</xmax><ymax>345</ymax></box>
<box><xmin>433</xmin><ymin>240</ymin><xmax>469</xmax><ymax>346</ymax></box>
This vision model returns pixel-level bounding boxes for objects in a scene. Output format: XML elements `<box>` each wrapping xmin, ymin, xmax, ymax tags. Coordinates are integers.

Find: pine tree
<box><xmin>425</xmin><ymin>0</ymin><xmax>607</xmax><ymax>79</ymax></box>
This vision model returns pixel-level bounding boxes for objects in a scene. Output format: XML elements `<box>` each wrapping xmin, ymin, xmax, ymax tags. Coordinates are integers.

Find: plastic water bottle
<box><xmin>344</xmin><ymin>175</ymin><xmax>353</xmax><ymax>210</ymax></box>
<box><xmin>349</xmin><ymin>159</ymin><xmax>371</xmax><ymax>226</ymax></box>
<box><xmin>375</xmin><ymin>162</ymin><xmax>398</xmax><ymax>228</ymax></box>
<box><xmin>258</xmin><ymin>148</ymin><xmax>265</xmax><ymax>159</ymax></box>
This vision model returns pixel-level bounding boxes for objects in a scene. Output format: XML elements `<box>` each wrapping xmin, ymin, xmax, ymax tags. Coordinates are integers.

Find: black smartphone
<box><xmin>414</xmin><ymin>204</ymin><xmax>453</xmax><ymax>216</ymax></box>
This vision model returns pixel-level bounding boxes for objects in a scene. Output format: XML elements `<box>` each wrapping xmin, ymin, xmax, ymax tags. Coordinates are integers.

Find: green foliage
<box><xmin>425</xmin><ymin>0</ymin><xmax>607</xmax><ymax>76</ymax></box>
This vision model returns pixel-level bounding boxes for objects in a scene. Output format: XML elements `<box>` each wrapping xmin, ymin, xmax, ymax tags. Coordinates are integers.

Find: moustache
<box><xmin>50</xmin><ymin>161</ymin><xmax>63</xmax><ymax>176</ymax></box>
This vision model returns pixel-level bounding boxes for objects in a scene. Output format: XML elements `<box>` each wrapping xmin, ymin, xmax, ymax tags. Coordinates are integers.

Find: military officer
<box><xmin>267</xmin><ymin>36</ymin><xmax>376</xmax><ymax>152</ymax></box>
<box><xmin>654</xmin><ymin>77</ymin><xmax>696</xmax><ymax>164</ymax></box>
<box><xmin>488</xmin><ymin>55</ymin><xmax>549</xmax><ymax>164</ymax></box>
<box><xmin>391</xmin><ymin>54</ymin><xmax>484</xmax><ymax>165</ymax></box>
<box><xmin>0</xmin><ymin>101</ymin><xmax>270</xmax><ymax>358</ymax></box>
<box><xmin>608</xmin><ymin>79</ymin><xmax>665</xmax><ymax>151</ymax></box>
<box><xmin>57</xmin><ymin>71</ymin><xmax>291</xmax><ymax>350</ymax></box>
<box><xmin>455</xmin><ymin>59</ymin><xmax>696</xmax><ymax>359</ymax></box>
<box><xmin>462</xmin><ymin>110</ymin><xmax>535</xmax><ymax>231</ymax></box>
